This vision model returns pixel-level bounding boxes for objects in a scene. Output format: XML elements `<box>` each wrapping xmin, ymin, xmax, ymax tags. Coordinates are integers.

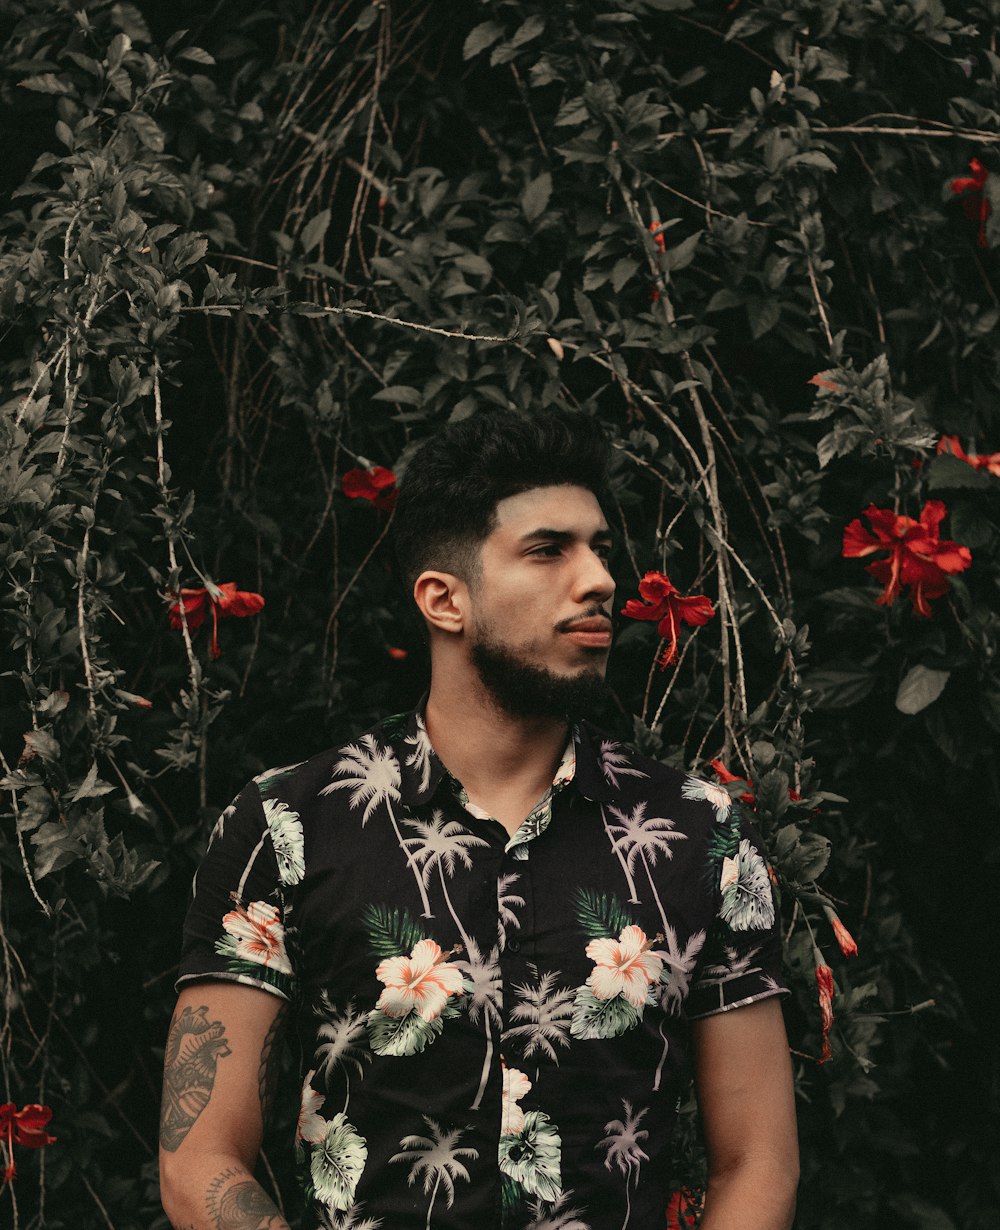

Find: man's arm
<box><xmin>159</xmin><ymin>982</ymin><xmax>291</xmax><ymax>1230</ymax></box>
<box><xmin>692</xmin><ymin>996</ymin><xmax>799</xmax><ymax>1230</ymax></box>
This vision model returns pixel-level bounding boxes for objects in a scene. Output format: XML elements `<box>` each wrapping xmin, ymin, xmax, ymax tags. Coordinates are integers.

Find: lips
<box><xmin>562</xmin><ymin>617</ymin><xmax>613</xmax><ymax>648</ymax></box>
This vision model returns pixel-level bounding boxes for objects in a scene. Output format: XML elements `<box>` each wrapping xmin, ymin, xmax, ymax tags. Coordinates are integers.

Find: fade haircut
<box><xmin>393</xmin><ymin>411</ymin><xmax>612</xmax><ymax>592</ymax></box>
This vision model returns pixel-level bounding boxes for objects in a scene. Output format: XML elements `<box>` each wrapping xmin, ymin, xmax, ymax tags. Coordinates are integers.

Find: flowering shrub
<box><xmin>1</xmin><ymin>2</ymin><xmax>998</xmax><ymax>1227</ymax></box>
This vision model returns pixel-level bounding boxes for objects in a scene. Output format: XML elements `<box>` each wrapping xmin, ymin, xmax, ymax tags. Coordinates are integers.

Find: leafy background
<box><xmin>0</xmin><ymin>0</ymin><xmax>997</xmax><ymax>1226</ymax></box>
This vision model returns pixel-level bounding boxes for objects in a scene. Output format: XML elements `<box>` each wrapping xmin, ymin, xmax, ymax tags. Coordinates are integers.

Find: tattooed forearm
<box><xmin>206</xmin><ymin>1166</ymin><xmax>288</xmax><ymax>1230</ymax></box>
<box><xmin>159</xmin><ymin>1005</ymin><xmax>232</xmax><ymax>1152</ymax></box>
<box><xmin>257</xmin><ymin>1006</ymin><xmax>287</xmax><ymax>1125</ymax></box>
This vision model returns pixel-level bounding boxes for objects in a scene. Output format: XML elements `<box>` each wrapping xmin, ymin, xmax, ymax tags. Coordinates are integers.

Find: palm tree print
<box><xmin>652</xmin><ymin>924</ymin><xmax>705</xmax><ymax>1090</ymax></box>
<box><xmin>497</xmin><ymin>872</ymin><xmax>525</xmax><ymax>952</ymax></box>
<box><xmin>597</xmin><ymin>740</ymin><xmax>648</xmax><ymax>788</ymax></box>
<box><xmin>313</xmin><ymin>997</ymin><xmax>371</xmax><ymax>1114</ymax></box>
<box><xmin>320</xmin><ymin>735</ymin><xmax>433</xmax><ymax>917</ymax></box>
<box><xmin>597</xmin><ymin>1100</ymin><xmax>649</xmax><ymax>1230</ymax></box>
<box><xmin>401</xmin><ymin>809</ymin><xmax>489</xmax><ymax>946</ymax></box>
<box><xmin>605</xmin><ymin>802</ymin><xmax>687</xmax><ymax>932</ymax></box>
<box><xmin>389</xmin><ymin>1117</ymin><xmax>479</xmax><ymax>1230</ymax></box>
<box><xmin>316</xmin><ymin>1204</ymin><xmax>382</xmax><ymax>1230</ymax></box>
<box><xmin>457</xmin><ymin>938</ymin><xmax>503</xmax><ymax>1110</ymax></box>
<box><xmin>524</xmin><ymin>1191</ymin><xmax>592</xmax><ymax>1230</ymax></box>
<box><xmin>504</xmin><ymin>967</ymin><xmax>575</xmax><ymax>1080</ymax></box>
<box><xmin>599</xmin><ymin>805</ymin><xmax>639</xmax><ymax>904</ymax></box>
<box><xmin>403</xmin><ymin>721</ymin><xmax>434</xmax><ymax>794</ymax></box>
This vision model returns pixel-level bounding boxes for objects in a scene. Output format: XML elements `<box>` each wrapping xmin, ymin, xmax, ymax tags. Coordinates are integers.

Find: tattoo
<box><xmin>159</xmin><ymin>1004</ymin><xmax>232</xmax><ymax>1152</ymax></box>
<box><xmin>257</xmin><ymin>1007</ymin><xmax>287</xmax><ymax>1125</ymax></box>
<box><xmin>206</xmin><ymin>1167</ymin><xmax>285</xmax><ymax>1230</ymax></box>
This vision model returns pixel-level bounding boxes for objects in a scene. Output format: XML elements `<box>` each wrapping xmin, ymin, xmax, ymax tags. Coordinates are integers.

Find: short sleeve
<box><xmin>175</xmin><ymin>781</ymin><xmax>298</xmax><ymax>1002</ymax></box>
<box><xmin>686</xmin><ymin>802</ymin><xmax>789</xmax><ymax>1019</ymax></box>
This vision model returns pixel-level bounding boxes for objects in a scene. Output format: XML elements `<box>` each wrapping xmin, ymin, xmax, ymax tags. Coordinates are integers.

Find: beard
<box><xmin>470</xmin><ymin>632</ymin><xmax>611</xmax><ymax>721</ymax></box>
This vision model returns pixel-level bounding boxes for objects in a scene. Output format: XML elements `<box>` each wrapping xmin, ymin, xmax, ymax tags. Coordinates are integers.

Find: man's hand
<box><xmin>159</xmin><ymin>982</ymin><xmax>291</xmax><ymax>1230</ymax></box>
<box><xmin>692</xmin><ymin>997</ymin><xmax>799</xmax><ymax>1230</ymax></box>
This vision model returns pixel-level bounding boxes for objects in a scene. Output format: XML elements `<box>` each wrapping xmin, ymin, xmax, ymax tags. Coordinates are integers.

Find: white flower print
<box><xmin>311</xmin><ymin>1113</ymin><xmax>368</xmax><ymax>1212</ymax></box>
<box><xmin>298</xmin><ymin>1069</ymin><xmax>326</xmax><ymax>1144</ymax></box>
<box><xmin>680</xmin><ymin>774</ymin><xmax>732</xmax><ymax>821</ymax></box>
<box><xmin>263</xmin><ymin>798</ymin><xmax>305</xmax><ymax>886</ymax></box>
<box><xmin>219</xmin><ymin>900</ymin><xmax>292</xmax><ymax>975</ymax></box>
<box><xmin>374</xmin><ymin>939</ymin><xmax>464</xmax><ymax>1022</ymax></box>
<box><xmin>585</xmin><ymin>925</ymin><xmax>663</xmax><ymax>1009</ymax></box>
<box><xmin>501</xmin><ymin>1066</ymin><xmax>532</xmax><ymax>1136</ymax></box>
<box><xmin>719</xmin><ymin>839</ymin><xmax>775</xmax><ymax>931</ymax></box>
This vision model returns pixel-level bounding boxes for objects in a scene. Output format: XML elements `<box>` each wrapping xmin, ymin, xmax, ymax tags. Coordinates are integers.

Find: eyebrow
<box><xmin>518</xmin><ymin>527</ymin><xmax>614</xmax><ymax>545</ymax></box>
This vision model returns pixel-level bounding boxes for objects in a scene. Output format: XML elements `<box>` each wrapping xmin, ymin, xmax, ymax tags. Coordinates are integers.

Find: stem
<box><xmin>153</xmin><ymin>366</ymin><xmax>200</xmax><ymax>702</ymax></box>
<box><xmin>76</xmin><ymin>525</ymin><xmax>98</xmax><ymax>728</ymax></box>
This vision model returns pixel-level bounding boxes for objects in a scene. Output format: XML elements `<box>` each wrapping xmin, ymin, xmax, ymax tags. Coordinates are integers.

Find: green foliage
<box><xmin>1</xmin><ymin>0</ymin><xmax>998</xmax><ymax>1227</ymax></box>
<box><xmin>574</xmin><ymin>887</ymin><xmax>634</xmax><ymax>938</ymax></box>
<box><xmin>361</xmin><ymin>902</ymin><xmax>427</xmax><ymax>960</ymax></box>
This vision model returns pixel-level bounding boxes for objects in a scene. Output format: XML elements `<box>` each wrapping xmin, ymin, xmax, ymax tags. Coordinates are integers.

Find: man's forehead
<box><xmin>491</xmin><ymin>484</ymin><xmax>610</xmax><ymax>535</ymax></box>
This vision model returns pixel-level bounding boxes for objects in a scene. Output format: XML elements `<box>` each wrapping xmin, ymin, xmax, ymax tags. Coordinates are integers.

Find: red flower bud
<box><xmin>816</xmin><ymin>963</ymin><xmax>835</xmax><ymax>1063</ymax></box>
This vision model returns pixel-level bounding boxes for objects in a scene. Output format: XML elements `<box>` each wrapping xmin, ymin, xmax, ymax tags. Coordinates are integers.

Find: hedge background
<box><xmin>1</xmin><ymin>0</ymin><xmax>997</xmax><ymax>1226</ymax></box>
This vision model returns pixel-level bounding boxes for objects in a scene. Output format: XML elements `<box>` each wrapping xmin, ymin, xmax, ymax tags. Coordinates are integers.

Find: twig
<box><xmin>80</xmin><ymin>1174</ymin><xmax>117</xmax><ymax>1230</ymax></box>
<box><xmin>153</xmin><ymin>366</ymin><xmax>199</xmax><ymax>699</ymax></box>
<box><xmin>0</xmin><ymin>751</ymin><xmax>50</xmax><ymax>917</ymax></box>
<box><xmin>657</xmin><ymin>122</ymin><xmax>1000</xmax><ymax>146</ymax></box>
<box><xmin>650</xmin><ymin>176</ymin><xmax>771</xmax><ymax>227</ymax></box>
<box><xmin>801</xmin><ymin>222</ymin><xmax>834</xmax><ymax>348</ymax></box>
<box><xmin>76</xmin><ymin>525</ymin><xmax>99</xmax><ymax>728</ymax></box>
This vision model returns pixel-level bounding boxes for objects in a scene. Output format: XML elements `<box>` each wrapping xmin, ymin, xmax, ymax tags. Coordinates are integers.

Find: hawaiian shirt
<box><xmin>178</xmin><ymin>707</ymin><xmax>788</xmax><ymax>1230</ymax></box>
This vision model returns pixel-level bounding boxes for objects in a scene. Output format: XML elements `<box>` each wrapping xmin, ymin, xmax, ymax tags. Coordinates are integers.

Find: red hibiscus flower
<box><xmin>937</xmin><ymin>434</ymin><xmax>1000</xmax><ymax>478</ymax></box>
<box><xmin>622</xmin><ymin>570</ymin><xmax>715</xmax><ymax>667</ymax></box>
<box><xmin>666</xmin><ymin>1186</ymin><xmax>703</xmax><ymax>1229</ymax></box>
<box><xmin>815</xmin><ymin>963</ymin><xmax>835</xmax><ymax>1063</ymax></box>
<box><xmin>708</xmin><ymin>759</ymin><xmax>756</xmax><ymax>805</ymax></box>
<box><xmin>950</xmin><ymin>158</ymin><xmax>991</xmax><ymax>248</ymax></box>
<box><xmin>708</xmin><ymin>759</ymin><xmax>803</xmax><ymax>807</ymax></box>
<box><xmin>342</xmin><ymin>465</ymin><xmax>397</xmax><ymax>510</ymax></box>
<box><xmin>824</xmin><ymin>908</ymin><xmax>859</xmax><ymax>959</ymax></box>
<box><xmin>842</xmin><ymin>501</ymin><xmax>971</xmax><ymax>617</ymax></box>
<box><xmin>1</xmin><ymin>1103</ymin><xmax>56</xmax><ymax>1181</ymax></box>
<box><xmin>168</xmin><ymin>582</ymin><xmax>265</xmax><ymax>660</ymax></box>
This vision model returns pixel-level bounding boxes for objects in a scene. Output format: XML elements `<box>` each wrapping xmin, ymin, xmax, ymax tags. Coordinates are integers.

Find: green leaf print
<box><xmin>378</xmin><ymin>711</ymin><xmax>409</xmax><ymax>741</ymax></box>
<box><xmin>498</xmin><ymin>1110</ymin><xmax>562</xmax><ymax>1202</ymax></box>
<box><xmin>500</xmin><ymin>1174</ymin><xmax>523</xmax><ymax>1221</ymax></box>
<box><xmin>254</xmin><ymin>761</ymin><xmax>304</xmax><ymax>798</ymax></box>
<box><xmin>574</xmin><ymin>889</ymin><xmax>633</xmax><ymax>940</ymax></box>
<box><xmin>366</xmin><ymin>1008</ymin><xmax>444</xmax><ymax>1057</ymax></box>
<box><xmin>706</xmin><ymin>809</ymin><xmax>743</xmax><ymax>863</ymax></box>
<box><xmin>362</xmin><ymin>903</ymin><xmax>427</xmax><ymax>959</ymax></box>
<box><xmin>310</xmin><ymin>1113</ymin><xmax>368</xmax><ymax>1212</ymax></box>
<box><xmin>570</xmin><ymin>986</ymin><xmax>642</xmax><ymax>1040</ymax></box>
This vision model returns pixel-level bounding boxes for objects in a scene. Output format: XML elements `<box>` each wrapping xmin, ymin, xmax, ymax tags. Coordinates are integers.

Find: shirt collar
<box><xmin>391</xmin><ymin>702</ymin><xmax>615</xmax><ymax>807</ymax></box>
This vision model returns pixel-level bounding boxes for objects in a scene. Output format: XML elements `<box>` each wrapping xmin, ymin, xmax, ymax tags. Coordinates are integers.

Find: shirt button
<box><xmin>507</xmin><ymin>938</ymin><xmax>521</xmax><ymax>954</ymax></box>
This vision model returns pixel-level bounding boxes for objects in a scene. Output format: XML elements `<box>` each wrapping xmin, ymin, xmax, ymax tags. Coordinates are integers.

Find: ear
<box><xmin>413</xmin><ymin>570</ymin><xmax>468</xmax><ymax>635</ymax></box>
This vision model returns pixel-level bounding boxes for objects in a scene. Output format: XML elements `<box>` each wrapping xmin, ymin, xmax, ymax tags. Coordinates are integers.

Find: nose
<box><xmin>573</xmin><ymin>546</ymin><xmax>616</xmax><ymax>607</ymax></box>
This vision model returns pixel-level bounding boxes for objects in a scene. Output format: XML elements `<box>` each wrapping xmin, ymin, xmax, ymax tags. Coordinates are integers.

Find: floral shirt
<box><xmin>178</xmin><ymin>707</ymin><xmax>788</xmax><ymax>1230</ymax></box>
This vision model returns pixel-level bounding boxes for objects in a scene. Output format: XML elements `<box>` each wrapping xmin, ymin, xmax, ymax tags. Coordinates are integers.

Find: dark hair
<box><xmin>393</xmin><ymin>410</ymin><xmax>612</xmax><ymax>591</ymax></box>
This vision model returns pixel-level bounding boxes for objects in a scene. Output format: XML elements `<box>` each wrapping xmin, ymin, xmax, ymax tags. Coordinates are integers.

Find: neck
<box><xmin>423</xmin><ymin>669</ymin><xmax>569</xmax><ymax>810</ymax></box>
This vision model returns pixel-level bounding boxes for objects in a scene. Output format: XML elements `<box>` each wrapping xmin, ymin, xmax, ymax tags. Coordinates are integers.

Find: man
<box><xmin>159</xmin><ymin>412</ymin><xmax>798</xmax><ymax>1230</ymax></box>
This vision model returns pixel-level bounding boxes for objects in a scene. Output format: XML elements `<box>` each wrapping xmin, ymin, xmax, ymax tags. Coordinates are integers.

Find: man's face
<box><xmin>465</xmin><ymin>484</ymin><xmax>616</xmax><ymax>719</ymax></box>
